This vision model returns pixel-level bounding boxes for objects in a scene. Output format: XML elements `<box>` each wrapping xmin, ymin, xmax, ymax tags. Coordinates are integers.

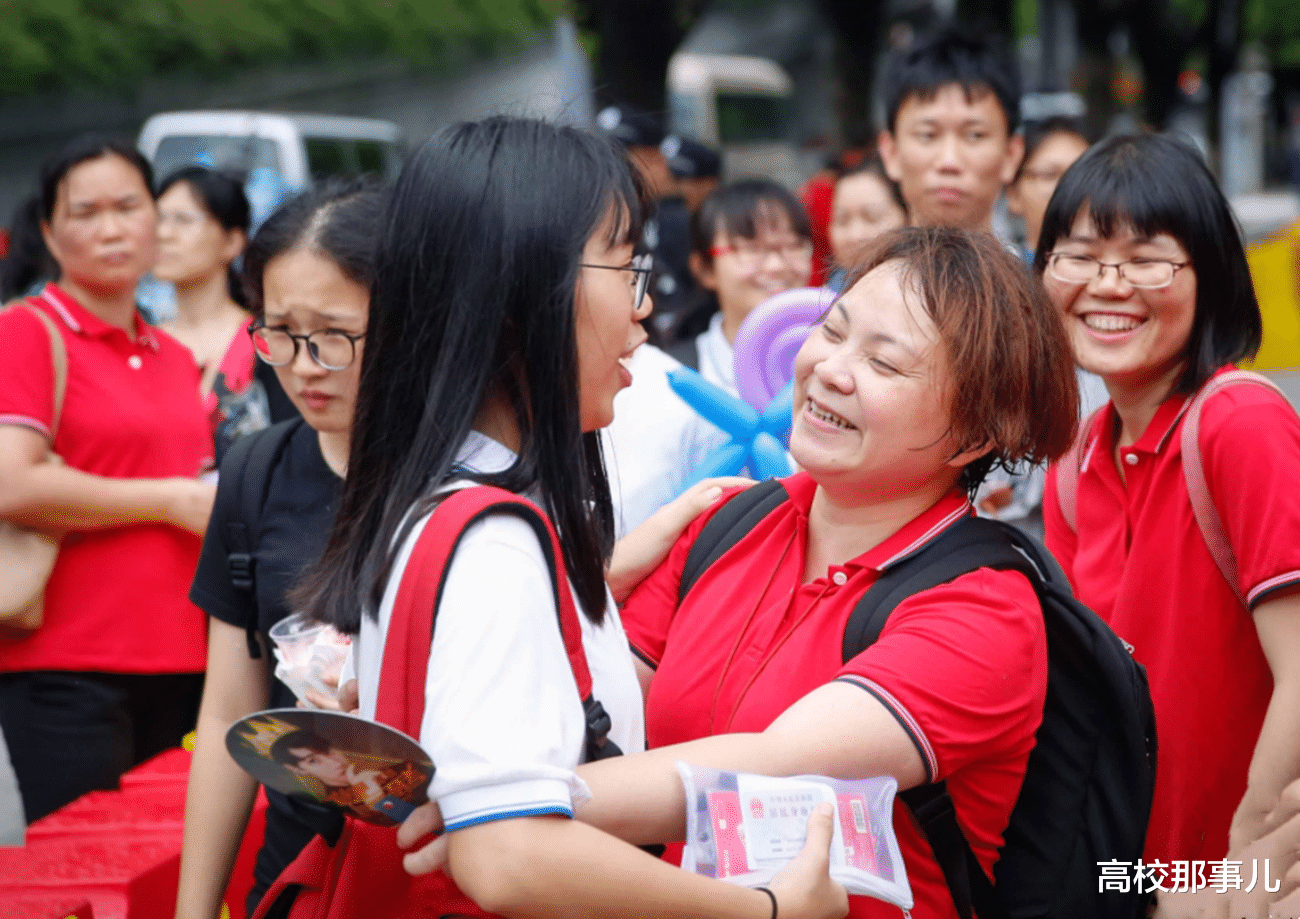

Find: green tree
<box><xmin>0</xmin><ymin>0</ymin><xmax>558</xmax><ymax>97</ymax></box>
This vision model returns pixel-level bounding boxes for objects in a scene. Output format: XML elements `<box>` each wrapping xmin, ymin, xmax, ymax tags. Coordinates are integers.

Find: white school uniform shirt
<box><xmin>352</xmin><ymin>431</ymin><xmax>645</xmax><ymax>832</ymax></box>
<box><xmin>602</xmin><ymin>343</ymin><xmax>726</xmax><ymax>537</ymax></box>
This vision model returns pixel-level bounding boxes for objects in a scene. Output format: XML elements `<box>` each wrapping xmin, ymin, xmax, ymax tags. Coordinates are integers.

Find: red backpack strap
<box><xmin>375</xmin><ymin>485</ymin><xmax>609</xmax><ymax>752</ymax></box>
<box><xmin>1054</xmin><ymin>405</ymin><xmax>1106</xmax><ymax>533</ymax></box>
<box><xmin>1179</xmin><ymin>370</ymin><xmax>1291</xmax><ymax>607</ymax></box>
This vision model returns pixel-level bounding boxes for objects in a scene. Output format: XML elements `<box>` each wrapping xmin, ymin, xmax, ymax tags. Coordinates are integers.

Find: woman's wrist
<box><xmin>755</xmin><ymin>886</ymin><xmax>778</xmax><ymax>919</ymax></box>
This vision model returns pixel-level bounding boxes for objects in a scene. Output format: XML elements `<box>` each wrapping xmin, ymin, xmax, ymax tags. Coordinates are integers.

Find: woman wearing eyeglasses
<box><xmin>1038</xmin><ymin>134</ymin><xmax>1300</xmax><ymax>916</ymax></box>
<box><xmin>177</xmin><ymin>180</ymin><xmax>388</xmax><ymax>919</ymax></box>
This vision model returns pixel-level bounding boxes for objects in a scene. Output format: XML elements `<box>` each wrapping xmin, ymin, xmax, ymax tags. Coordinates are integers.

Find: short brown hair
<box><xmin>842</xmin><ymin>226</ymin><xmax>1079</xmax><ymax>493</ymax></box>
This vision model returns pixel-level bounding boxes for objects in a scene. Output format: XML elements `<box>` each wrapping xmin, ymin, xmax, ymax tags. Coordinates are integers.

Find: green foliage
<box><xmin>1014</xmin><ymin>0</ymin><xmax>1036</xmax><ymax>41</ymax></box>
<box><xmin>1245</xmin><ymin>0</ymin><xmax>1300</xmax><ymax>68</ymax></box>
<box><xmin>0</xmin><ymin>0</ymin><xmax>559</xmax><ymax>96</ymax></box>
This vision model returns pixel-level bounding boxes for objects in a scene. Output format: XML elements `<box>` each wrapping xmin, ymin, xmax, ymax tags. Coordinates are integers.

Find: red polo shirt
<box><xmin>623</xmin><ymin>473</ymin><xmax>1047</xmax><ymax>919</ymax></box>
<box><xmin>1043</xmin><ymin>367</ymin><xmax>1300</xmax><ymax>862</ymax></box>
<box><xmin>0</xmin><ymin>284</ymin><xmax>211</xmax><ymax>674</ymax></box>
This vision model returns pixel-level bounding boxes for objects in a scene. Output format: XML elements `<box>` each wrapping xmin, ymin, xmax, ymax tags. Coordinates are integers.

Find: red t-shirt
<box><xmin>623</xmin><ymin>473</ymin><xmax>1048</xmax><ymax>919</ymax></box>
<box><xmin>0</xmin><ymin>284</ymin><xmax>212</xmax><ymax>673</ymax></box>
<box><xmin>1044</xmin><ymin>368</ymin><xmax>1300</xmax><ymax>862</ymax></box>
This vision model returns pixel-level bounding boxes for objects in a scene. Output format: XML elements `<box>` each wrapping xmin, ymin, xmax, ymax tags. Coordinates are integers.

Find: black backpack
<box><xmin>221</xmin><ymin>418</ymin><xmax>304</xmax><ymax>660</ymax></box>
<box><xmin>678</xmin><ymin>480</ymin><xmax>1158</xmax><ymax>919</ymax></box>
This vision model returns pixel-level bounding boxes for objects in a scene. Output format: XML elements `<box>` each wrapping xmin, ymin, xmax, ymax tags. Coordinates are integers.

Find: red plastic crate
<box><xmin>0</xmin><ymin>748</ymin><xmax>268</xmax><ymax>919</ymax></box>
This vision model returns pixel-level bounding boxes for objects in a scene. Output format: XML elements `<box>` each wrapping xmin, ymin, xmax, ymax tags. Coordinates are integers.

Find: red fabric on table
<box><xmin>0</xmin><ymin>747</ymin><xmax>267</xmax><ymax>918</ymax></box>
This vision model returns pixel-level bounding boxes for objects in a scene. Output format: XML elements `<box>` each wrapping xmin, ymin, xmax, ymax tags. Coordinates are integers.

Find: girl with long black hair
<box><xmin>296</xmin><ymin>116</ymin><xmax>843</xmax><ymax>919</ymax></box>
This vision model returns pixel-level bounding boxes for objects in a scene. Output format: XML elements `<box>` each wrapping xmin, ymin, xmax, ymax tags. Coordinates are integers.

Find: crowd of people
<box><xmin>1</xmin><ymin>21</ymin><xmax>1300</xmax><ymax>919</ymax></box>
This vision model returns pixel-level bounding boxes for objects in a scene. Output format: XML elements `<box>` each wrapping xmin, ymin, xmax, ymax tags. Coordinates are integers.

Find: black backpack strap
<box><xmin>842</xmin><ymin>516</ymin><xmax>1043</xmax><ymax>919</ymax></box>
<box><xmin>223</xmin><ymin>419</ymin><xmax>303</xmax><ymax>659</ymax></box>
<box><xmin>678</xmin><ymin>479</ymin><xmax>789</xmax><ymax>606</ymax></box>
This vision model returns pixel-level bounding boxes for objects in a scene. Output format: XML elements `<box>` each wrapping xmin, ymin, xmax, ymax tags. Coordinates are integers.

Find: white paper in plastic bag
<box><xmin>676</xmin><ymin>762</ymin><xmax>913</xmax><ymax>911</ymax></box>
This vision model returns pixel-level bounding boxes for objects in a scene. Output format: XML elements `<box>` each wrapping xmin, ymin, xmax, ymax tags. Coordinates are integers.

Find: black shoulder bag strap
<box><xmin>678</xmin><ymin>479</ymin><xmax>790</xmax><ymax>605</ymax></box>
<box><xmin>224</xmin><ymin>419</ymin><xmax>304</xmax><ymax>659</ymax></box>
<box><xmin>842</xmin><ymin>516</ymin><xmax>1044</xmax><ymax>919</ymax></box>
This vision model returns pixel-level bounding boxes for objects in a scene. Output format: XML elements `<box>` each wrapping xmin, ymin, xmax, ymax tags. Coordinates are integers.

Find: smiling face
<box><xmin>260</xmin><ymin>248</ymin><xmax>369</xmax><ymax>436</ymax></box>
<box><xmin>154</xmin><ymin>181</ymin><xmax>244</xmax><ymax>287</ymax></box>
<box><xmin>829</xmin><ymin>171</ymin><xmax>908</xmax><ymax>265</ymax></box>
<box><xmin>574</xmin><ymin>214</ymin><xmax>651</xmax><ymax>431</ymax></box>
<box><xmin>791</xmin><ymin>261</ymin><xmax>970</xmax><ymax>500</ymax></box>
<box><xmin>1042</xmin><ymin>210</ymin><xmax>1196</xmax><ymax>395</ymax></box>
<box><xmin>879</xmin><ymin>84</ymin><xmax>1023</xmax><ymax>231</ymax></box>
<box><xmin>42</xmin><ymin>153</ymin><xmax>158</xmax><ymax>297</ymax></box>
<box><xmin>695</xmin><ymin>205</ymin><xmax>813</xmax><ymax>334</ymax></box>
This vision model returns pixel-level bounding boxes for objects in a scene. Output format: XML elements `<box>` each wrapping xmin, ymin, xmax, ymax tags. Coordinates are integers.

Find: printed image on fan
<box><xmin>226</xmin><ymin>708</ymin><xmax>433</xmax><ymax>826</ymax></box>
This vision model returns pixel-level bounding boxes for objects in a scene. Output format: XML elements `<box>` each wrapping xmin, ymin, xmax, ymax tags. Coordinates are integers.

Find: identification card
<box><xmin>735</xmin><ymin>774</ymin><xmax>843</xmax><ymax>867</ymax></box>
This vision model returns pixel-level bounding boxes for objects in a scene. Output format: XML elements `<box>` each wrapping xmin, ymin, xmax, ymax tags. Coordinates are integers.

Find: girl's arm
<box><xmin>576</xmin><ymin>681</ymin><xmax>925</xmax><ymax>844</ymax></box>
<box><xmin>401</xmin><ymin>807</ymin><xmax>847</xmax><ymax>919</ymax></box>
<box><xmin>174</xmin><ymin>619</ymin><xmax>272</xmax><ymax>919</ymax></box>
<box><xmin>0</xmin><ymin>425</ymin><xmax>215</xmax><ymax>536</ymax></box>
<box><xmin>1228</xmin><ymin>587</ymin><xmax>1300</xmax><ymax>851</ymax></box>
<box><xmin>397</xmin><ymin>681</ymin><xmax>923</xmax><ymax>849</ymax></box>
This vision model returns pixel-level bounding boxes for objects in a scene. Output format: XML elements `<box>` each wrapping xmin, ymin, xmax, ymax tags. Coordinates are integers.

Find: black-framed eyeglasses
<box><xmin>579</xmin><ymin>253</ymin><xmax>653</xmax><ymax>312</ymax></box>
<box><xmin>248</xmin><ymin>320</ymin><xmax>366</xmax><ymax>371</ymax></box>
<box><xmin>1047</xmin><ymin>252</ymin><xmax>1190</xmax><ymax>289</ymax></box>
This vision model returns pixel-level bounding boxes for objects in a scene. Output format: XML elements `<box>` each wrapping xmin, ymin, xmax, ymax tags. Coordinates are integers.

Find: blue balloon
<box><xmin>668</xmin><ymin>366</ymin><xmax>793</xmax><ymax>493</ymax></box>
<box><xmin>749</xmin><ymin>432</ymin><xmax>790</xmax><ymax>480</ymax></box>
<box><xmin>760</xmin><ymin>381</ymin><xmax>794</xmax><ymax>446</ymax></box>
<box><xmin>668</xmin><ymin>368</ymin><xmax>759</xmax><ymax>437</ymax></box>
<box><xmin>683</xmin><ymin>443</ymin><xmax>749</xmax><ymax>489</ymax></box>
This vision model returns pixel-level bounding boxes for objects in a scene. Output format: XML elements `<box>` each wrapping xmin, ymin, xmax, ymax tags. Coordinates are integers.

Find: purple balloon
<box><xmin>733</xmin><ymin>287</ymin><xmax>835</xmax><ymax>410</ymax></box>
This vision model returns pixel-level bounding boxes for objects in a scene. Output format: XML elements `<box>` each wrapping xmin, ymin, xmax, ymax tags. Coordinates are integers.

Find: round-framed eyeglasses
<box><xmin>579</xmin><ymin>253</ymin><xmax>654</xmax><ymax>312</ymax></box>
<box><xmin>1047</xmin><ymin>252</ymin><xmax>1190</xmax><ymax>289</ymax></box>
<box><xmin>248</xmin><ymin>320</ymin><xmax>366</xmax><ymax>372</ymax></box>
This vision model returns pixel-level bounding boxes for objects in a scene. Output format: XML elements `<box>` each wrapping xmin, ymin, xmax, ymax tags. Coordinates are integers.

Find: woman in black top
<box><xmin>177</xmin><ymin>180</ymin><xmax>386</xmax><ymax>919</ymax></box>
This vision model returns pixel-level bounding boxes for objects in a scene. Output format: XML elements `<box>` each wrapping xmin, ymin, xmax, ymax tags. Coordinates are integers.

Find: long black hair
<box><xmin>1036</xmin><ymin>133</ymin><xmax>1262</xmax><ymax>394</ymax></box>
<box><xmin>1</xmin><ymin>195</ymin><xmax>56</xmax><ymax>301</ymax></box>
<box><xmin>158</xmin><ymin>165</ymin><xmax>252</xmax><ymax>306</ymax></box>
<box><xmin>299</xmin><ymin>116</ymin><xmax>646</xmax><ymax>632</ymax></box>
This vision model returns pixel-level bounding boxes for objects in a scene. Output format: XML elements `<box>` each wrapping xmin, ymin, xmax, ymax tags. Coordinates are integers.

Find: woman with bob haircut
<box><xmin>295</xmin><ymin>116</ymin><xmax>846</xmax><ymax>919</ymax></box>
<box><xmin>1036</xmin><ymin>133</ymin><xmax>1300</xmax><ymax>900</ymax></box>
<box><xmin>402</xmin><ymin>226</ymin><xmax>1083</xmax><ymax>919</ymax></box>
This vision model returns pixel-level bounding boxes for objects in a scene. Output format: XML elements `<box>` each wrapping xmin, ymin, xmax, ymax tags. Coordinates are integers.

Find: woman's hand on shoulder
<box><xmin>607</xmin><ymin>476</ymin><xmax>753</xmax><ymax>603</ymax></box>
<box><xmin>768</xmin><ymin>802</ymin><xmax>849</xmax><ymax>919</ymax></box>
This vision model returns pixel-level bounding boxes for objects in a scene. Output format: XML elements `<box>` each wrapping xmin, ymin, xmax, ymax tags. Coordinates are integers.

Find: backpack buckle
<box><xmin>583</xmin><ymin>696</ymin><xmax>612</xmax><ymax>742</ymax></box>
<box><xmin>228</xmin><ymin>553</ymin><xmax>254</xmax><ymax>592</ymax></box>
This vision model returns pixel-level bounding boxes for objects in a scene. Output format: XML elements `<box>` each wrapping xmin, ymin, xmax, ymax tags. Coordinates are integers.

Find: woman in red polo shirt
<box><xmin>0</xmin><ymin>135</ymin><xmax>215</xmax><ymax>822</ymax></box>
<box><xmin>401</xmin><ymin>227</ymin><xmax>1081</xmax><ymax>918</ymax></box>
<box><xmin>1034</xmin><ymin>134</ymin><xmax>1300</xmax><ymax>911</ymax></box>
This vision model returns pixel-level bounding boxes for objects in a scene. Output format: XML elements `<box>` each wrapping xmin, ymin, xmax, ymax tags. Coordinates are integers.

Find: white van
<box><xmin>137</xmin><ymin>110</ymin><xmax>403</xmax><ymax>189</ymax></box>
<box><xmin>666</xmin><ymin>53</ymin><xmax>800</xmax><ymax>188</ymax></box>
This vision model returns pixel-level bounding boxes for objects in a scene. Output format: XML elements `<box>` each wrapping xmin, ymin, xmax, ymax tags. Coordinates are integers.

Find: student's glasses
<box><xmin>249</xmin><ymin>320</ymin><xmax>366</xmax><ymax>371</ymax></box>
<box><xmin>580</xmin><ymin>253</ymin><xmax>654</xmax><ymax>312</ymax></box>
<box><xmin>710</xmin><ymin>240</ymin><xmax>814</xmax><ymax>267</ymax></box>
<box><xmin>1047</xmin><ymin>253</ymin><xmax>1189</xmax><ymax>289</ymax></box>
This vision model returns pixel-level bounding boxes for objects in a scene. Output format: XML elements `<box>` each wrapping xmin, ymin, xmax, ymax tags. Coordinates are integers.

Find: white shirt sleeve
<box><xmin>418</xmin><ymin>514</ymin><xmax>591</xmax><ymax>832</ymax></box>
